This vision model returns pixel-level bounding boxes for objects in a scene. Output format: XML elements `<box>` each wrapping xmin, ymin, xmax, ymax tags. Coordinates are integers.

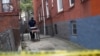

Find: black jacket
<box><xmin>28</xmin><ymin>19</ymin><xmax>36</xmax><ymax>27</ymax></box>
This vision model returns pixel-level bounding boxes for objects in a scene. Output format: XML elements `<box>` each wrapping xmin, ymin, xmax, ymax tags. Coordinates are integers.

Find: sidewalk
<box><xmin>21</xmin><ymin>33</ymin><xmax>85</xmax><ymax>51</ymax></box>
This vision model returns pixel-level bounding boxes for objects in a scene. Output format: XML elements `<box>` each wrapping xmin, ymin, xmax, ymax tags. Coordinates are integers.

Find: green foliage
<box><xmin>20</xmin><ymin>0</ymin><xmax>33</xmax><ymax>11</ymax></box>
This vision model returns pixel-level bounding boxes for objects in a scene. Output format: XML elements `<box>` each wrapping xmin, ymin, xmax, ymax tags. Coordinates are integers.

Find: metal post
<box><xmin>42</xmin><ymin>0</ymin><xmax>46</xmax><ymax>35</ymax></box>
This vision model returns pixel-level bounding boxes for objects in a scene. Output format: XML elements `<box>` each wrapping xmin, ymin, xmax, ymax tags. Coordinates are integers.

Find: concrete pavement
<box><xmin>21</xmin><ymin>33</ymin><xmax>85</xmax><ymax>51</ymax></box>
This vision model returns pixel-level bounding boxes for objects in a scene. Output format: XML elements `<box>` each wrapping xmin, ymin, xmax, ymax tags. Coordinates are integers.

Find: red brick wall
<box><xmin>33</xmin><ymin>0</ymin><xmax>52</xmax><ymax>24</ymax></box>
<box><xmin>50</xmin><ymin>0</ymin><xmax>91</xmax><ymax>23</ymax></box>
<box><xmin>10</xmin><ymin>16</ymin><xmax>20</xmax><ymax>29</ymax></box>
<box><xmin>0</xmin><ymin>0</ymin><xmax>19</xmax><ymax>32</ymax></box>
<box><xmin>33</xmin><ymin>0</ymin><xmax>91</xmax><ymax>24</ymax></box>
<box><xmin>0</xmin><ymin>16</ymin><xmax>11</xmax><ymax>32</ymax></box>
<box><xmin>33</xmin><ymin>0</ymin><xmax>42</xmax><ymax>22</ymax></box>
<box><xmin>0</xmin><ymin>16</ymin><xmax>19</xmax><ymax>32</ymax></box>
<box><xmin>0</xmin><ymin>0</ymin><xmax>19</xmax><ymax>15</ymax></box>
<box><xmin>91</xmin><ymin>0</ymin><xmax>100</xmax><ymax>16</ymax></box>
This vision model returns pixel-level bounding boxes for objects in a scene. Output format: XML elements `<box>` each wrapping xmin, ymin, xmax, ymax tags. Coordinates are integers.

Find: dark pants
<box><xmin>30</xmin><ymin>32</ymin><xmax>35</xmax><ymax>40</ymax></box>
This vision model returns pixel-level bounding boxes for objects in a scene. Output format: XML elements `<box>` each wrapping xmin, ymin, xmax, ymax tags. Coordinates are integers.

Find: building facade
<box><xmin>0</xmin><ymin>0</ymin><xmax>20</xmax><ymax>51</ymax></box>
<box><xmin>33</xmin><ymin>0</ymin><xmax>100</xmax><ymax>49</ymax></box>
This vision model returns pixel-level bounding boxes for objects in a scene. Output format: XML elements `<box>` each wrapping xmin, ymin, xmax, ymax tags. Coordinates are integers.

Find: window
<box><xmin>71</xmin><ymin>21</ymin><xmax>77</xmax><ymax>35</ymax></box>
<box><xmin>54</xmin><ymin>24</ymin><xmax>58</xmax><ymax>34</ymax></box>
<box><xmin>38</xmin><ymin>7</ymin><xmax>43</xmax><ymax>22</ymax></box>
<box><xmin>46</xmin><ymin>26</ymin><xmax>48</xmax><ymax>35</ymax></box>
<box><xmin>2</xmin><ymin>0</ymin><xmax>13</xmax><ymax>12</ymax></box>
<box><xmin>2</xmin><ymin>0</ymin><xmax>10</xmax><ymax>4</ymax></box>
<box><xmin>81</xmin><ymin>0</ymin><xmax>88</xmax><ymax>3</ymax></box>
<box><xmin>69</xmin><ymin>0</ymin><xmax>75</xmax><ymax>7</ymax></box>
<box><xmin>57</xmin><ymin>0</ymin><xmax>63</xmax><ymax>12</ymax></box>
<box><xmin>40</xmin><ymin>9</ymin><xmax>43</xmax><ymax>21</ymax></box>
<box><xmin>38</xmin><ymin>11</ymin><xmax>41</xmax><ymax>22</ymax></box>
<box><xmin>81</xmin><ymin>0</ymin><xmax>85</xmax><ymax>2</ymax></box>
<box><xmin>52</xmin><ymin>0</ymin><xmax>54</xmax><ymax>7</ymax></box>
<box><xmin>45</xmin><ymin>0</ymin><xmax>50</xmax><ymax>18</ymax></box>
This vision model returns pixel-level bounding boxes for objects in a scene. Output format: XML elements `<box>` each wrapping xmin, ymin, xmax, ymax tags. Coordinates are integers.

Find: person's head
<box><xmin>31</xmin><ymin>17</ymin><xmax>33</xmax><ymax>20</ymax></box>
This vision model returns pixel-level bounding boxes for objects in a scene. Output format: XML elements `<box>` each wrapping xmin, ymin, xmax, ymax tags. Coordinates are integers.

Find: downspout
<box><xmin>42</xmin><ymin>0</ymin><xmax>46</xmax><ymax>35</ymax></box>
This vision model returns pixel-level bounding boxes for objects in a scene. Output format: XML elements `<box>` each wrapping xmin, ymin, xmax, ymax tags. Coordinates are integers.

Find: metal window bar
<box><xmin>2</xmin><ymin>3</ymin><xmax>10</xmax><ymax>12</ymax></box>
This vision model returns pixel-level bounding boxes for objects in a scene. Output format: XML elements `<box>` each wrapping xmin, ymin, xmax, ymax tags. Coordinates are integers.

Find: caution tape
<box><xmin>0</xmin><ymin>50</ymin><xmax>100</xmax><ymax>56</ymax></box>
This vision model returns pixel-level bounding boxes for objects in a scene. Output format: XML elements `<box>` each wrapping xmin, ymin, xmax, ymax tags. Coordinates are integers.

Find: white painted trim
<box><xmin>81</xmin><ymin>0</ymin><xmax>85</xmax><ymax>2</ymax></box>
<box><xmin>52</xmin><ymin>0</ymin><xmax>54</xmax><ymax>7</ymax></box>
<box><xmin>38</xmin><ymin>11</ymin><xmax>41</xmax><ymax>22</ymax></box>
<box><xmin>2</xmin><ymin>0</ymin><xmax>10</xmax><ymax>3</ymax></box>
<box><xmin>57</xmin><ymin>0</ymin><xmax>63</xmax><ymax>13</ymax></box>
<box><xmin>58</xmin><ymin>8</ymin><xmax>63</xmax><ymax>13</ymax></box>
<box><xmin>46</xmin><ymin>0</ymin><xmax>50</xmax><ymax>18</ymax></box>
<box><xmin>40</xmin><ymin>8</ymin><xmax>43</xmax><ymax>21</ymax></box>
<box><xmin>69</xmin><ymin>0</ymin><xmax>74</xmax><ymax>7</ymax></box>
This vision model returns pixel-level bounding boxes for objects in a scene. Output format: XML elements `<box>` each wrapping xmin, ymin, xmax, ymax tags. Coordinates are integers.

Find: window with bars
<box><xmin>2</xmin><ymin>0</ymin><xmax>13</xmax><ymax>12</ymax></box>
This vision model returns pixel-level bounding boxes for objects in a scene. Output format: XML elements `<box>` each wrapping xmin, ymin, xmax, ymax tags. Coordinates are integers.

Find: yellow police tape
<box><xmin>0</xmin><ymin>50</ymin><xmax>100</xmax><ymax>56</ymax></box>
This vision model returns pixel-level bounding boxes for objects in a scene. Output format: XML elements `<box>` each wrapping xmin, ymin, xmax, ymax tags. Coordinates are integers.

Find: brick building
<box><xmin>33</xmin><ymin>0</ymin><xmax>100</xmax><ymax>49</ymax></box>
<box><xmin>0</xmin><ymin>0</ymin><xmax>20</xmax><ymax>51</ymax></box>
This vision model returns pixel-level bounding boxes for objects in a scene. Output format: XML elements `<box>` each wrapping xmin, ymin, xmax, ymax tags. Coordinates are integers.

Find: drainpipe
<box><xmin>42</xmin><ymin>0</ymin><xmax>46</xmax><ymax>35</ymax></box>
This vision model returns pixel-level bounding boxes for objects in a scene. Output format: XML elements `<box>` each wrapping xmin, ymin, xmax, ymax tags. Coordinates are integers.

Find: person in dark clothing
<box><xmin>28</xmin><ymin>17</ymin><xmax>36</xmax><ymax>40</ymax></box>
